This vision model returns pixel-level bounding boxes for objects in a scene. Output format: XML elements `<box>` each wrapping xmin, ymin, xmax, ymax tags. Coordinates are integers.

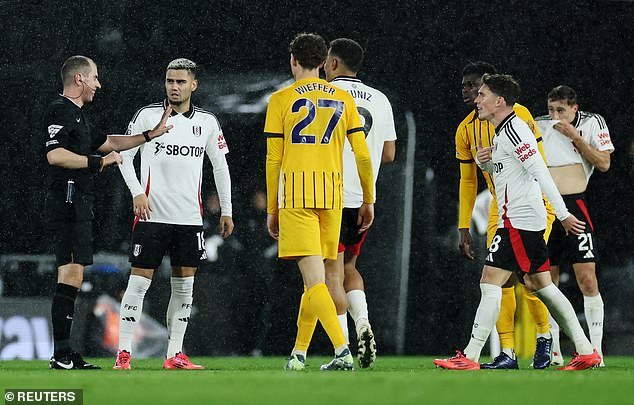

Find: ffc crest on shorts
<box><xmin>133</xmin><ymin>244</ymin><xmax>142</xmax><ymax>257</ymax></box>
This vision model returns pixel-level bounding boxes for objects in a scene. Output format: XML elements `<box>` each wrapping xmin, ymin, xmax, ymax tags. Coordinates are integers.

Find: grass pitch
<box><xmin>1</xmin><ymin>356</ymin><xmax>634</xmax><ymax>405</ymax></box>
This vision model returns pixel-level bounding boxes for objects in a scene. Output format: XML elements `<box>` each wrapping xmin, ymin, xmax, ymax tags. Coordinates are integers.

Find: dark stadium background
<box><xmin>0</xmin><ymin>0</ymin><xmax>632</xmax><ymax>357</ymax></box>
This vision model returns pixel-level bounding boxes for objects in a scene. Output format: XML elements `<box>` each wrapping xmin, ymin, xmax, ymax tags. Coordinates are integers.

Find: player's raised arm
<box><xmin>98</xmin><ymin>106</ymin><xmax>174</xmax><ymax>153</ymax></box>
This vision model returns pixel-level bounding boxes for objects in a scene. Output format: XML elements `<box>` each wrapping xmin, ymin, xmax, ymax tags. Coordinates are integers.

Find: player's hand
<box><xmin>267</xmin><ymin>213</ymin><xmax>279</xmax><ymax>240</ymax></box>
<box><xmin>103</xmin><ymin>151</ymin><xmax>123</xmax><ymax>167</ymax></box>
<box><xmin>476</xmin><ymin>136</ymin><xmax>493</xmax><ymax>164</ymax></box>
<box><xmin>561</xmin><ymin>214</ymin><xmax>586</xmax><ymax>236</ymax></box>
<box><xmin>133</xmin><ymin>193</ymin><xmax>152</xmax><ymax>221</ymax></box>
<box><xmin>147</xmin><ymin>106</ymin><xmax>174</xmax><ymax>140</ymax></box>
<box><xmin>219</xmin><ymin>215</ymin><xmax>234</xmax><ymax>238</ymax></box>
<box><xmin>357</xmin><ymin>203</ymin><xmax>374</xmax><ymax>234</ymax></box>
<box><xmin>458</xmin><ymin>228</ymin><xmax>475</xmax><ymax>260</ymax></box>
<box><xmin>553</xmin><ymin>121</ymin><xmax>580</xmax><ymax>141</ymax></box>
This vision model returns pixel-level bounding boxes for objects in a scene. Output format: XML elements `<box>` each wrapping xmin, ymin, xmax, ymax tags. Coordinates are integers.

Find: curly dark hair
<box><xmin>289</xmin><ymin>33</ymin><xmax>327</xmax><ymax>70</ymax></box>
<box><xmin>482</xmin><ymin>73</ymin><xmax>520</xmax><ymax>107</ymax></box>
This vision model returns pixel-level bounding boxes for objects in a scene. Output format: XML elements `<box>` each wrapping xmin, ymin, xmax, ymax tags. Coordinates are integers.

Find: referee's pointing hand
<box><xmin>103</xmin><ymin>151</ymin><xmax>123</xmax><ymax>167</ymax></box>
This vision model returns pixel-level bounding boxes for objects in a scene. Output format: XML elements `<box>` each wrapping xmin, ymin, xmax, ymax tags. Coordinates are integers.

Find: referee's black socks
<box><xmin>51</xmin><ymin>283</ymin><xmax>78</xmax><ymax>355</ymax></box>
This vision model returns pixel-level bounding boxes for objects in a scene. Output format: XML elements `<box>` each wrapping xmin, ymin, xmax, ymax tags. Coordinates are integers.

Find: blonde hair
<box><xmin>167</xmin><ymin>58</ymin><xmax>197</xmax><ymax>78</ymax></box>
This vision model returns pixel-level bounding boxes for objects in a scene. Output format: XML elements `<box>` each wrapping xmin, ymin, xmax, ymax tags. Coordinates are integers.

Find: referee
<box><xmin>44</xmin><ymin>55</ymin><xmax>173</xmax><ymax>370</ymax></box>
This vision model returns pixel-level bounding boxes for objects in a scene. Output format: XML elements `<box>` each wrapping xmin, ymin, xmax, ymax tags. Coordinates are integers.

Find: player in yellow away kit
<box><xmin>265</xmin><ymin>33</ymin><xmax>374</xmax><ymax>371</ymax></box>
<box><xmin>455</xmin><ymin>62</ymin><xmax>555</xmax><ymax>369</ymax></box>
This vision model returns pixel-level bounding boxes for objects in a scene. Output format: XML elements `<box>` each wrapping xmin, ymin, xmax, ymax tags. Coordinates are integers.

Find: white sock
<box><xmin>166</xmin><ymin>276</ymin><xmax>194</xmax><ymax>359</ymax></box>
<box><xmin>335</xmin><ymin>344</ymin><xmax>348</xmax><ymax>356</ymax></box>
<box><xmin>584</xmin><ymin>294</ymin><xmax>604</xmax><ymax>354</ymax></box>
<box><xmin>347</xmin><ymin>290</ymin><xmax>369</xmax><ymax>333</ymax></box>
<box><xmin>291</xmin><ymin>349</ymin><xmax>306</xmax><ymax>359</ymax></box>
<box><xmin>549</xmin><ymin>312</ymin><xmax>561</xmax><ymax>355</ymax></box>
<box><xmin>463</xmin><ymin>284</ymin><xmax>502</xmax><ymax>362</ymax></box>
<box><xmin>338</xmin><ymin>314</ymin><xmax>349</xmax><ymax>344</ymax></box>
<box><xmin>502</xmin><ymin>348</ymin><xmax>516</xmax><ymax>360</ymax></box>
<box><xmin>535</xmin><ymin>284</ymin><xmax>593</xmax><ymax>355</ymax></box>
<box><xmin>536</xmin><ymin>331</ymin><xmax>552</xmax><ymax>339</ymax></box>
<box><xmin>118</xmin><ymin>275</ymin><xmax>151</xmax><ymax>355</ymax></box>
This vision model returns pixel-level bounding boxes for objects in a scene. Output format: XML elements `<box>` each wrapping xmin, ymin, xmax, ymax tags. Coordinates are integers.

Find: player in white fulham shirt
<box><xmin>323</xmin><ymin>38</ymin><xmax>396</xmax><ymax>368</ymax></box>
<box><xmin>114</xmin><ymin>58</ymin><xmax>234</xmax><ymax>370</ymax></box>
<box><xmin>434</xmin><ymin>74</ymin><xmax>601</xmax><ymax>370</ymax></box>
<box><xmin>536</xmin><ymin>85</ymin><xmax>614</xmax><ymax>367</ymax></box>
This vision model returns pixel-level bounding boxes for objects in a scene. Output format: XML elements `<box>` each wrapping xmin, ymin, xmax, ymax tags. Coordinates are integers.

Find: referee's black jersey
<box><xmin>43</xmin><ymin>95</ymin><xmax>107</xmax><ymax>194</ymax></box>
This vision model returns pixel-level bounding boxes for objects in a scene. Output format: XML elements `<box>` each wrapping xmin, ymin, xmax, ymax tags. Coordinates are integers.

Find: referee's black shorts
<box><xmin>46</xmin><ymin>190</ymin><xmax>94</xmax><ymax>267</ymax></box>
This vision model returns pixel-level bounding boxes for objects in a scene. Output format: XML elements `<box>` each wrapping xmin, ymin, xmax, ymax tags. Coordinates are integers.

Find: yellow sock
<box><xmin>522</xmin><ymin>284</ymin><xmax>550</xmax><ymax>334</ymax></box>
<box><xmin>306</xmin><ymin>283</ymin><xmax>347</xmax><ymax>349</ymax></box>
<box><xmin>497</xmin><ymin>286</ymin><xmax>516</xmax><ymax>349</ymax></box>
<box><xmin>293</xmin><ymin>290</ymin><xmax>318</xmax><ymax>352</ymax></box>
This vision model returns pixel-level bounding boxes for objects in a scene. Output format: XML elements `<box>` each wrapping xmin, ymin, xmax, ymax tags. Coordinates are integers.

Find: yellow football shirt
<box><xmin>265</xmin><ymin>77</ymin><xmax>373</xmax><ymax>213</ymax></box>
<box><xmin>456</xmin><ymin>103</ymin><xmax>548</xmax><ymax>229</ymax></box>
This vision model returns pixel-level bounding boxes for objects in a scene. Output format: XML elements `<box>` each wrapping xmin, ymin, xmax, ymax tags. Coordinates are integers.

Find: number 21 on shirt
<box><xmin>291</xmin><ymin>98</ymin><xmax>343</xmax><ymax>145</ymax></box>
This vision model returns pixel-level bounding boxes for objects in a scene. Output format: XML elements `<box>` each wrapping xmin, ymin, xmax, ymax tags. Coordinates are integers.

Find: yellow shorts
<box><xmin>487</xmin><ymin>200</ymin><xmax>499</xmax><ymax>248</ymax></box>
<box><xmin>543</xmin><ymin>198</ymin><xmax>556</xmax><ymax>243</ymax></box>
<box><xmin>278</xmin><ymin>208</ymin><xmax>342</xmax><ymax>260</ymax></box>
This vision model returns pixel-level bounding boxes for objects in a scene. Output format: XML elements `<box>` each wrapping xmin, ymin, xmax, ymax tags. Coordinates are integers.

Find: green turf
<box><xmin>1</xmin><ymin>356</ymin><xmax>633</xmax><ymax>405</ymax></box>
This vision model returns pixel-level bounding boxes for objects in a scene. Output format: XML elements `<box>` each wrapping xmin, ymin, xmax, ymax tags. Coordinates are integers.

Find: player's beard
<box><xmin>170</xmin><ymin>93</ymin><xmax>191</xmax><ymax>107</ymax></box>
<box><xmin>169</xmin><ymin>98</ymin><xmax>184</xmax><ymax>107</ymax></box>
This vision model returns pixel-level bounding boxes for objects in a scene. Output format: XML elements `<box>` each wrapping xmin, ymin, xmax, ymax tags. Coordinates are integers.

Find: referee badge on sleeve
<box><xmin>133</xmin><ymin>244</ymin><xmax>142</xmax><ymax>257</ymax></box>
<box><xmin>48</xmin><ymin>125</ymin><xmax>63</xmax><ymax>138</ymax></box>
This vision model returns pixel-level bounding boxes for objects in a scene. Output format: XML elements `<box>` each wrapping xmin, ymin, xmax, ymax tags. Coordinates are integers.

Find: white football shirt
<box><xmin>331</xmin><ymin>77</ymin><xmax>397</xmax><ymax>208</ymax></box>
<box><xmin>119</xmin><ymin>101</ymin><xmax>230</xmax><ymax>226</ymax></box>
<box><xmin>536</xmin><ymin>111</ymin><xmax>614</xmax><ymax>181</ymax></box>
<box><xmin>485</xmin><ymin>112</ymin><xmax>569</xmax><ymax>231</ymax></box>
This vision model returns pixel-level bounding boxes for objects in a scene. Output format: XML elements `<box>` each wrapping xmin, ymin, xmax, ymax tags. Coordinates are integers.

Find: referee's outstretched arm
<box><xmin>47</xmin><ymin>147</ymin><xmax>121</xmax><ymax>171</ymax></box>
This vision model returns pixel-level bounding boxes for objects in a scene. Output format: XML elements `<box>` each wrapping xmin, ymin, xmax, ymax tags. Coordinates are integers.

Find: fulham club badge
<box><xmin>133</xmin><ymin>244</ymin><xmax>142</xmax><ymax>257</ymax></box>
<box><xmin>193</xmin><ymin>126</ymin><xmax>202</xmax><ymax>137</ymax></box>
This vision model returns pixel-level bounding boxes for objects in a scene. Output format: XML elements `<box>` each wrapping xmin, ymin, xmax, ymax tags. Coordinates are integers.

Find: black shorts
<box><xmin>46</xmin><ymin>190</ymin><xmax>94</xmax><ymax>267</ymax></box>
<box><xmin>48</xmin><ymin>220</ymin><xmax>93</xmax><ymax>267</ymax></box>
<box><xmin>130</xmin><ymin>222</ymin><xmax>206</xmax><ymax>269</ymax></box>
<box><xmin>337</xmin><ymin>207</ymin><xmax>369</xmax><ymax>256</ymax></box>
<box><xmin>548</xmin><ymin>193</ymin><xmax>597</xmax><ymax>266</ymax></box>
<box><xmin>484</xmin><ymin>227</ymin><xmax>550</xmax><ymax>278</ymax></box>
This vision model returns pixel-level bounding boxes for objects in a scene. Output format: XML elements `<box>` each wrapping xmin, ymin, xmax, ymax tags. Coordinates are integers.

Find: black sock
<box><xmin>51</xmin><ymin>283</ymin><xmax>78</xmax><ymax>356</ymax></box>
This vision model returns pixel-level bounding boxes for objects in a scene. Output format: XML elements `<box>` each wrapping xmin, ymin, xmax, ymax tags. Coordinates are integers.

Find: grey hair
<box><xmin>167</xmin><ymin>58</ymin><xmax>197</xmax><ymax>77</ymax></box>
